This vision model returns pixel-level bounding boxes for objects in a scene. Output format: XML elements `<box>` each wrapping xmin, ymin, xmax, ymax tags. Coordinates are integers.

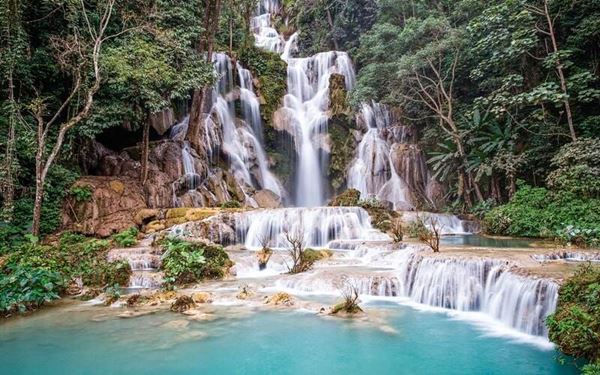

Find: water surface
<box><xmin>0</xmin><ymin>302</ymin><xmax>576</xmax><ymax>375</ymax></box>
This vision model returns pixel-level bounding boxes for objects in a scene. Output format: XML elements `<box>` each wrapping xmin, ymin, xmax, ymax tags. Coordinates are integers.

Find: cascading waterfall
<box><xmin>234</xmin><ymin>206</ymin><xmax>389</xmax><ymax>249</ymax></box>
<box><xmin>252</xmin><ymin>4</ymin><xmax>355</xmax><ymax>206</ymax></box>
<box><xmin>284</xmin><ymin>52</ymin><xmax>356</xmax><ymax>206</ymax></box>
<box><xmin>275</xmin><ymin>248</ymin><xmax>558</xmax><ymax>337</ymax></box>
<box><xmin>225</xmin><ymin>0</ymin><xmax>561</xmax><ymax>341</ymax></box>
<box><xmin>348</xmin><ymin>102</ymin><xmax>416</xmax><ymax>209</ymax></box>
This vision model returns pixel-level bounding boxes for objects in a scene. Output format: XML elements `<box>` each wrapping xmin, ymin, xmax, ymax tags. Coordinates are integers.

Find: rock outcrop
<box><xmin>62</xmin><ymin>176</ymin><xmax>147</xmax><ymax>237</ymax></box>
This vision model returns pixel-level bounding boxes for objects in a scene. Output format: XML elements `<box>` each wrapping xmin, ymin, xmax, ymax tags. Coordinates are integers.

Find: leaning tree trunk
<box><xmin>186</xmin><ymin>0</ymin><xmax>222</xmax><ymax>154</ymax></box>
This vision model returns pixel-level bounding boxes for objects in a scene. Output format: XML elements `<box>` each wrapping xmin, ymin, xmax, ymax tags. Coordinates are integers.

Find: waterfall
<box><xmin>347</xmin><ymin>103</ymin><xmax>418</xmax><ymax>210</ymax></box>
<box><xmin>274</xmin><ymin>248</ymin><xmax>558</xmax><ymax>337</ymax></box>
<box><xmin>283</xmin><ymin>52</ymin><xmax>356</xmax><ymax>206</ymax></box>
<box><xmin>208</xmin><ymin>53</ymin><xmax>284</xmax><ymax>198</ymax></box>
<box><xmin>234</xmin><ymin>206</ymin><xmax>389</xmax><ymax>249</ymax></box>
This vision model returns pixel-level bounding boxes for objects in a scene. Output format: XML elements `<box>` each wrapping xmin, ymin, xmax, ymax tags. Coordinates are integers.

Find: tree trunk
<box><xmin>3</xmin><ymin>68</ymin><xmax>16</xmax><ymax>219</ymax></box>
<box><xmin>186</xmin><ymin>0</ymin><xmax>222</xmax><ymax>153</ymax></box>
<box><xmin>542</xmin><ymin>0</ymin><xmax>576</xmax><ymax>141</ymax></box>
<box><xmin>140</xmin><ymin>118</ymin><xmax>150</xmax><ymax>185</ymax></box>
<box><xmin>32</xmin><ymin>122</ymin><xmax>45</xmax><ymax>237</ymax></box>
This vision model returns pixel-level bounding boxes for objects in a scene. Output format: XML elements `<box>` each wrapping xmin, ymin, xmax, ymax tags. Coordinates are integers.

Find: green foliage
<box><xmin>330</xmin><ymin>188</ymin><xmax>361</xmax><ymax>207</ymax></box>
<box><xmin>547</xmin><ymin>264</ymin><xmax>600</xmax><ymax>364</ymax></box>
<box><xmin>328</xmin><ymin>115</ymin><xmax>356</xmax><ymax>192</ymax></box>
<box><xmin>69</xmin><ymin>185</ymin><xmax>92</xmax><ymax>202</ymax></box>
<box><xmin>160</xmin><ymin>237</ymin><xmax>231</xmax><ymax>285</ymax></box>
<box><xmin>547</xmin><ymin>138</ymin><xmax>600</xmax><ymax>198</ymax></box>
<box><xmin>3</xmin><ymin>232</ymin><xmax>131</xmax><ymax>295</ymax></box>
<box><xmin>113</xmin><ymin>227</ymin><xmax>139</xmax><ymax>248</ymax></box>
<box><xmin>0</xmin><ymin>264</ymin><xmax>64</xmax><ymax>316</ymax></box>
<box><xmin>220</xmin><ymin>200</ymin><xmax>241</xmax><ymax>209</ymax></box>
<box><xmin>238</xmin><ymin>45</ymin><xmax>287</xmax><ymax>126</ymax></box>
<box><xmin>483</xmin><ymin>184</ymin><xmax>600</xmax><ymax>245</ymax></box>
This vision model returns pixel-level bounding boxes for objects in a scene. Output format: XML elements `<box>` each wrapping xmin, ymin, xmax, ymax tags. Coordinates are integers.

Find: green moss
<box><xmin>328</xmin><ymin>114</ymin><xmax>356</xmax><ymax>193</ymax></box>
<box><xmin>238</xmin><ymin>45</ymin><xmax>287</xmax><ymax>127</ymax></box>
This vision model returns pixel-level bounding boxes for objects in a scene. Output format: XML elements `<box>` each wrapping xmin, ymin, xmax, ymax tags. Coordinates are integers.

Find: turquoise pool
<box><xmin>0</xmin><ymin>301</ymin><xmax>576</xmax><ymax>375</ymax></box>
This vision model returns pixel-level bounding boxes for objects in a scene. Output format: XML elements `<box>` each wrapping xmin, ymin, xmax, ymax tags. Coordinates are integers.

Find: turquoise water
<box><xmin>440</xmin><ymin>235</ymin><xmax>541</xmax><ymax>248</ymax></box>
<box><xmin>0</xmin><ymin>302</ymin><xmax>576</xmax><ymax>375</ymax></box>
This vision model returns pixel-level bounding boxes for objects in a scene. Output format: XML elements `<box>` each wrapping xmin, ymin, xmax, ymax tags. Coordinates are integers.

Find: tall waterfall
<box><xmin>252</xmin><ymin>5</ymin><xmax>356</xmax><ymax>206</ymax></box>
<box><xmin>348</xmin><ymin>102</ymin><xmax>421</xmax><ymax>210</ymax></box>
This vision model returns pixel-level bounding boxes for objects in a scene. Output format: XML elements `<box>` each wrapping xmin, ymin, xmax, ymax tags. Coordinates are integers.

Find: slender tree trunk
<box><xmin>32</xmin><ymin>119</ymin><xmax>45</xmax><ymax>237</ymax></box>
<box><xmin>542</xmin><ymin>0</ymin><xmax>576</xmax><ymax>141</ymax></box>
<box><xmin>140</xmin><ymin>118</ymin><xmax>150</xmax><ymax>185</ymax></box>
<box><xmin>186</xmin><ymin>0</ymin><xmax>222</xmax><ymax>152</ymax></box>
<box><xmin>3</xmin><ymin>68</ymin><xmax>16</xmax><ymax>219</ymax></box>
<box><xmin>326</xmin><ymin>8</ymin><xmax>339</xmax><ymax>50</ymax></box>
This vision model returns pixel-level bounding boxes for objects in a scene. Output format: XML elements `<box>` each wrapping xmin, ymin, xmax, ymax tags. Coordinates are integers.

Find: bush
<box><xmin>547</xmin><ymin>264</ymin><xmax>600</xmax><ymax>366</ymax></box>
<box><xmin>546</xmin><ymin>138</ymin><xmax>600</xmax><ymax>198</ymax></box>
<box><xmin>330</xmin><ymin>189</ymin><xmax>361</xmax><ymax>206</ymax></box>
<box><xmin>220</xmin><ymin>200</ymin><xmax>241</xmax><ymax>209</ymax></box>
<box><xmin>0</xmin><ymin>264</ymin><xmax>65</xmax><ymax>316</ymax></box>
<box><xmin>113</xmin><ymin>227</ymin><xmax>139</xmax><ymax>247</ymax></box>
<box><xmin>238</xmin><ymin>45</ymin><xmax>287</xmax><ymax>125</ymax></box>
<box><xmin>160</xmin><ymin>237</ymin><xmax>232</xmax><ymax>285</ymax></box>
<box><xmin>483</xmin><ymin>184</ymin><xmax>600</xmax><ymax>245</ymax></box>
<box><xmin>1</xmin><ymin>232</ymin><xmax>132</xmax><ymax>316</ymax></box>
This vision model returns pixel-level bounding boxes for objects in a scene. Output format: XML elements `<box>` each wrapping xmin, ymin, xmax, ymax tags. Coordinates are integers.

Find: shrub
<box><xmin>483</xmin><ymin>184</ymin><xmax>600</xmax><ymax>245</ymax></box>
<box><xmin>1</xmin><ymin>232</ymin><xmax>132</xmax><ymax>316</ymax></box>
<box><xmin>0</xmin><ymin>265</ymin><xmax>65</xmax><ymax>316</ymax></box>
<box><xmin>69</xmin><ymin>185</ymin><xmax>93</xmax><ymax>202</ymax></box>
<box><xmin>330</xmin><ymin>189</ymin><xmax>361</xmax><ymax>206</ymax></box>
<box><xmin>220</xmin><ymin>200</ymin><xmax>241</xmax><ymax>209</ymax></box>
<box><xmin>160</xmin><ymin>237</ymin><xmax>231</xmax><ymax>285</ymax></box>
<box><xmin>546</xmin><ymin>138</ymin><xmax>600</xmax><ymax>198</ymax></box>
<box><xmin>113</xmin><ymin>227</ymin><xmax>139</xmax><ymax>247</ymax></box>
<box><xmin>546</xmin><ymin>264</ymin><xmax>600</xmax><ymax>364</ymax></box>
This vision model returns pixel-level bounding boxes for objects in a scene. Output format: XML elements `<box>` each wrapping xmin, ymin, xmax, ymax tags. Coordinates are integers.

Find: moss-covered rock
<box><xmin>328</xmin><ymin>114</ymin><xmax>357</xmax><ymax>193</ymax></box>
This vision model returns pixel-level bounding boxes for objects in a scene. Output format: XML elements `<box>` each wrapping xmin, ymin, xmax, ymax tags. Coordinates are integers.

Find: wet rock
<box><xmin>236</xmin><ymin>286</ymin><xmax>255</xmax><ymax>300</ymax></box>
<box><xmin>149</xmin><ymin>108</ymin><xmax>175</xmax><ymax>136</ymax></box>
<box><xmin>161</xmin><ymin>319</ymin><xmax>190</xmax><ymax>330</ymax></box>
<box><xmin>191</xmin><ymin>292</ymin><xmax>213</xmax><ymax>304</ymax></box>
<box><xmin>170</xmin><ymin>295</ymin><xmax>196</xmax><ymax>313</ymax></box>
<box><xmin>61</xmin><ymin>176</ymin><xmax>147</xmax><ymax>237</ymax></box>
<box><xmin>253</xmin><ymin>189</ymin><xmax>282</xmax><ymax>208</ymax></box>
<box><xmin>265</xmin><ymin>292</ymin><xmax>294</xmax><ymax>306</ymax></box>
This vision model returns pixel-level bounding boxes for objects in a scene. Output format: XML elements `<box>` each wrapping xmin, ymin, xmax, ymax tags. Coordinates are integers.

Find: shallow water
<box><xmin>0</xmin><ymin>302</ymin><xmax>576</xmax><ymax>375</ymax></box>
<box><xmin>440</xmin><ymin>235</ymin><xmax>542</xmax><ymax>248</ymax></box>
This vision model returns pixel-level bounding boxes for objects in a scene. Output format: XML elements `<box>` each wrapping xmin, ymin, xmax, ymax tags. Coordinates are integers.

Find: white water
<box><xmin>348</xmin><ymin>103</ymin><xmax>416</xmax><ymax>209</ymax></box>
<box><xmin>234</xmin><ymin>206</ymin><xmax>389</xmax><ymax>249</ymax></box>
<box><xmin>272</xmin><ymin>246</ymin><xmax>558</xmax><ymax>338</ymax></box>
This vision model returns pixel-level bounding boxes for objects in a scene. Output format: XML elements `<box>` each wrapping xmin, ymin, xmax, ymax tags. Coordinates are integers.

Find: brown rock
<box><xmin>62</xmin><ymin>176</ymin><xmax>146</xmax><ymax>237</ymax></box>
<box><xmin>253</xmin><ymin>189</ymin><xmax>282</xmax><ymax>209</ymax></box>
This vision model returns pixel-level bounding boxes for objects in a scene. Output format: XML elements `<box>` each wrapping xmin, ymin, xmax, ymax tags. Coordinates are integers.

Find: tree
<box><xmin>186</xmin><ymin>0</ymin><xmax>222</xmax><ymax>156</ymax></box>
<box><xmin>395</xmin><ymin>18</ymin><xmax>482</xmax><ymax>207</ymax></box>
<box><xmin>28</xmin><ymin>0</ymin><xmax>127</xmax><ymax>236</ymax></box>
<box><xmin>0</xmin><ymin>0</ymin><xmax>25</xmax><ymax>220</ymax></box>
<box><xmin>527</xmin><ymin>0</ymin><xmax>576</xmax><ymax>141</ymax></box>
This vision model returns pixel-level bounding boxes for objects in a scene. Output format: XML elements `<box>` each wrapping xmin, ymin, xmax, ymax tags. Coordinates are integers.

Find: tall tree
<box><xmin>186</xmin><ymin>0</ymin><xmax>222</xmax><ymax>156</ymax></box>
<box><xmin>29</xmin><ymin>0</ymin><xmax>125</xmax><ymax>236</ymax></box>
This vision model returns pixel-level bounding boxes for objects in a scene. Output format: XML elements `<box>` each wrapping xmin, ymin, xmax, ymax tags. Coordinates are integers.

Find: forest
<box><xmin>1</xmin><ymin>0</ymin><xmax>599</xmax><ymax>373</ymax></box>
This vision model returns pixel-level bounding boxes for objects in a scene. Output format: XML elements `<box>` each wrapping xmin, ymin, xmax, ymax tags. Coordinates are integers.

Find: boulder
<box><xmin>191</xmin><ymin>292</ymin><xmax>213</xmax><ymax>304</ymax></box>
<box><xmin>62</xmin><ymin>176</ymin><xmax>147</xmax><ymax>237</ymax></box>
<box><xmin>149</xmin><ymin>108</ymin><xmax>175</xmax><ymax>136</ymax></box>
<box><xmin>253</xmin><ymin>189</ymin><xmax>282</xmax><ymax>208</ymax></box>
